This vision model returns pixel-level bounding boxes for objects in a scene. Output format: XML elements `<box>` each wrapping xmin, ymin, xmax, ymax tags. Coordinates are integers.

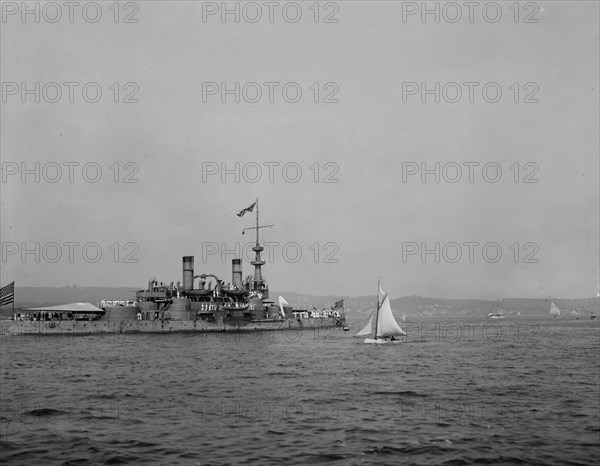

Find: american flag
<box><xmin>237</xmin><ymin>201</ymin><xmax>257</xmax><ymax>217</ymax></box>
<box><xmin>0</xmin><ymin>281</ymin><xmax>15</xmax><ymax>306</ymax></box>
<box><xmin>333</xmin><ymin>299</ymin><xmax>344</xmax><ymax>310</ymax></box>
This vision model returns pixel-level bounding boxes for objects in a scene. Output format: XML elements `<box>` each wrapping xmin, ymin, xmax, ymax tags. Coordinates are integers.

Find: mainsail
<box><xmin>375</xmin><ymin>290</ymin><xmax>406</xmax><ymax>338</ymax></box>
<box><xmin>550</xmin><ymin>302</ymin><xmax>561</xmax><ymax>316</ymax></box>
<box><xmin>356</xmin><ymin>284</ymin><xmax>405</xmax><ymax>339</ymax></box>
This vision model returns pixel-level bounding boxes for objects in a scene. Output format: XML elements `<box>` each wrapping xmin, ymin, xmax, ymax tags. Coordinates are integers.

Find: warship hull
<box><xmin>5</xmin><ymin>317</ymin><xmax>341</xmax><ymax>336</ymax></box>
<box><xmin>6</xmin><ymin>201</ymin><xmax>347</xmax><ymax>338</ymax></box>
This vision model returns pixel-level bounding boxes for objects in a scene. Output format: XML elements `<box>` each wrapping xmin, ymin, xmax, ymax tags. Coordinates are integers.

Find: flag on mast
<box><xmin>237</xmin><ymin>201</ymin><xmax>257</xmax><ymax>217</ymax></box>
<box><xmin>0</xmin><ymin>281</ymin><xmax>15</xmax><ymax>307</ymax></box>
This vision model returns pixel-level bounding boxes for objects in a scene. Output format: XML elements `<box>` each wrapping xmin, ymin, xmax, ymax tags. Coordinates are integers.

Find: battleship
<box><xmin>7</xmin><ymin>200</ymin><xmax>346</xmax><ymax>336</ymax></box>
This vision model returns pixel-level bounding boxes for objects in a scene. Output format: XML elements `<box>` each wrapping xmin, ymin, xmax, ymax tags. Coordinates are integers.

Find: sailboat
<box><xmin>488</xmin><ymin>299</ymin><xmax>505</xmax><ymax>319</ymax></box>
<box><xmin>550</xmin><ymin>302</ymin><xmax>561</xmax><ymax>318</ymax></box>
<box><xmin>356</xmin><ymin>280</ymin><xmax>406</xmax><ymax>344</ymax></box>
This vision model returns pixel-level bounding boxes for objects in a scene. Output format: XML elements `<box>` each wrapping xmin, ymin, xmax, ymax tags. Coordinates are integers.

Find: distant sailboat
<box><xmin>488</xmin><ymin>299</ymin><xmax>505</xmax><ymax>319</ymax></box>
<box><xmin>357</xmin><ymin>280</ymin><xmax>406</xmax><ymax>344</ymax></box>
<box><xmin>550</xmin><ymin>302</ymin><xmax>561</xmax><ymax>318</ymax></box>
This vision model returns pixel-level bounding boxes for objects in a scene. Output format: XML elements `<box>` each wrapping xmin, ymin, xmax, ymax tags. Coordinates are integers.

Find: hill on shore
<box><xmin>1</xmin><ymin>286</ymin><xmax>598</xmax><ymax>319</ymax></box>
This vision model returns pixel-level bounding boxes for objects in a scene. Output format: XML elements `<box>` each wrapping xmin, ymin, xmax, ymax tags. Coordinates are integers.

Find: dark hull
<box><xmin>5</xmin><ymin>317</ymin><xmax>340</xmax><ymax>336</ymax></box>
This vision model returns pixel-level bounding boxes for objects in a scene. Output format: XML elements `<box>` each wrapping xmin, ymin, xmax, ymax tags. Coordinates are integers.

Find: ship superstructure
<box><xmin>131</xmin><ymin>199</ymin><xmax>322</xmax><ymax>326</ymax></box>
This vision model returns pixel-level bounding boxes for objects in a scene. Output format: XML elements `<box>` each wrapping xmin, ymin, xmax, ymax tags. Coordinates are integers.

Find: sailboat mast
<box><xmin>373</xmin><ymin>277</ymin><xmax>380</xmax><ymax>339</ymax></box>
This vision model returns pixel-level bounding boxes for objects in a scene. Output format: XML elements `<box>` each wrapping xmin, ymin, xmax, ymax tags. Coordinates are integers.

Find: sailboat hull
<box><xmin>364</xmin><ymin>337</ymin><xmax>401</xmax><ymax>344</ymax></box>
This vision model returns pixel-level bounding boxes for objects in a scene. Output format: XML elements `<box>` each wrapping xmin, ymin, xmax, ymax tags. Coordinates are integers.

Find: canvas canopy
<box><xmin>24</xmin><ymin>302</ymin><xmax>104</xmax><ymax>313</ymax></box>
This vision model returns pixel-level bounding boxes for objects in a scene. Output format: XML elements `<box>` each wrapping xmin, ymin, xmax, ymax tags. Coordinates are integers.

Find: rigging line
<box><xmin>171</xmin><ymin>211</ymin><xmax>237</xmax><ymax>227</ymax></box>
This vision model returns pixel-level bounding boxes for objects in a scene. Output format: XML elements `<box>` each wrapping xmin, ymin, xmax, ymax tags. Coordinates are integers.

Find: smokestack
<box><xmin>183</xmin><ymin>256</ymin><xmax>194</xmax><ymax>290</ymax></box>
<box><xmin>232</xmin><ymin>259</ymin><xmax>242</xmax><ymax>288</ymax></box>
<box><xmin>148</xmin><ymin>276</ymin><xmax>156</xmax><ymax>292</ymax></box>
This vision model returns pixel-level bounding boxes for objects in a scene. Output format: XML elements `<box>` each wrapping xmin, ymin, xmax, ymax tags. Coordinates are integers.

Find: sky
<box><xmin>1</xmin><ymin>1</ymin><xmax>598</xmax><ymax>299</ymax></box>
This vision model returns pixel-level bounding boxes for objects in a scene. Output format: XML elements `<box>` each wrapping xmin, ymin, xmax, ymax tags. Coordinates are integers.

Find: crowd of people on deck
<box><xmin>13</xmin><ymin>312</ymin><xmax>69</xmax><ymax>321</ymax></box>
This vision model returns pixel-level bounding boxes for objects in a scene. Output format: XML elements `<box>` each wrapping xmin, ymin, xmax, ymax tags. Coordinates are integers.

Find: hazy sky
<box><xmin>1</xmin><ymin>1</ymin><xmax>598</xmax><ymax>299</ymax></box>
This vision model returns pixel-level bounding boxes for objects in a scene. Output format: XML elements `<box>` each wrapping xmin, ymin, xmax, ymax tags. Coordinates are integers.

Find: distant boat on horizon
<box><xmin>356</xmin><ymin>280</ymin><xmax>405</xmax><ymax>344</ymax></box>
<box><xmin>488</xmin><ymin>299</ymin><xmax>506</xmax><ymax>319</ymax></box>
<box><xmin>550</xmin><ymin>302</ymin><xmax>561</xmax><ymax>318</ymax></box>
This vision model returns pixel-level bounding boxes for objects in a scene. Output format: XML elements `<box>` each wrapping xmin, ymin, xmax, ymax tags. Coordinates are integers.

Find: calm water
<box><xmin>1</xmin><ymin>316</ymin><xmax>599</xmax><ymax>465</ymax></box>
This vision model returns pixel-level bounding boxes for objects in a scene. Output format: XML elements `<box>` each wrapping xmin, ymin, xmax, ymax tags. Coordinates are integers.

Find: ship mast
<box><xmin>256</xmin><ymin>198</ymin><xmax>260</xmax><ymax>248</ymax></box>
<box><xmin>241</xmin><ymin>198</ymin><xmax>274</xmax><ymax>295</ymax></box>
<box><xmin>252</xmin><ymin>198</ymin><xmax>264</xmax><ymax>289</ymax></box>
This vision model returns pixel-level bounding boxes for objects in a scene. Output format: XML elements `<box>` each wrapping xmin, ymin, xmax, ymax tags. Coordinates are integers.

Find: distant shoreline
<box><xmin>1</xmin><ymin>286</ymin><xmax>598</xmax><ymax>319</ymax></box>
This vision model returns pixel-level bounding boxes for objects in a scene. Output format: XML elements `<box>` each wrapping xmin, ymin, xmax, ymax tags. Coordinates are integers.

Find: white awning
<box><xmin>24</xmin><ymin>302</ymin><xmax>104</xmax><ymax>313</ymax></box>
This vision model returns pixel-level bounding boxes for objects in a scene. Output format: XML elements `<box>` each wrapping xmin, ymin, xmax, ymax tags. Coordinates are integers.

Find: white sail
<box><xmin>278</xmin><ymin>296</ymin><xmax>289</xmax><ymax>317</ymax></box>
<box><xmin>550</xmin><ymin>302</ymin><xmax>561</xmax><ymax>316</ymax></box>
<box><xmin>376</xmin><ymin>293</ymin><xmax>406</xmax><ymax>337</ymax></box>
<box><xmin>488</xmin><ymin>299</ymin><xmax>505</xmax><ymax>318</ymax></box>
<box><xmin>356</xmin><ymin>285</ymin><xmax>387</xmax><ymax>337</ymax></box>
<box><xmin>355</xmin><ymin>312</ymin><xmax>374</xmax><ymax>337</ymax></box>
